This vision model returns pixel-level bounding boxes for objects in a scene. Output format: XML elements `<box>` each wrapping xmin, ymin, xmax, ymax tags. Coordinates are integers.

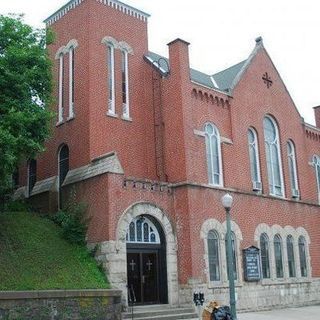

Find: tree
<box><xmin>0</xmin><ymin>15</ymin><xmax>52</xmax><ymax>197</ymax></box>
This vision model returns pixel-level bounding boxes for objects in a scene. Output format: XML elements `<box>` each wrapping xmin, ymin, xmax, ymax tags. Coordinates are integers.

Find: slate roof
<box><xmin>144</xmin><ymin>51</ymin><xmax>247</xmax><ymax>93</ymax></box>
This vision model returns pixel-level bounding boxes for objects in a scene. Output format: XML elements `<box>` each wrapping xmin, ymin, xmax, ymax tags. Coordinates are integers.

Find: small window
<box><xmin>225</xmin><ymin>232</ymin><xmax>237</xmax><ymax>280</ymax></box>
<box><xmin>260</xmin><ymin>233</ymin><xmax>270</xmax><ymax>278</ymax></box>
<box><xmin>121</xmin><ymin>50</ymin><xmax>130</xmax><ymax>118</ymax></box>
<box><xmin>287</xmin><ymin>235</ymin><xmax>296</xmax><ymax>278</ymax></box>
<box><xmin>28</xmin><ymin>159</ymin><xmax>37</xmax><ymax>196</ymax></box>
<box><xmin>264</xmin><ymin>116</ymin><xmax>284</xmax><ymax>197</ymax></box>
<box><xmin>107</xmin><ymin>44</ymin><xmax>115</xmax><ymax>114</ymax></box>
<box><xmin>58</xmin><ymin>53</ymin><xmax>64</xmax><ymax>123</ymax></box>
<box><xmin>287</xmin><ymin>140</ymin><xmax>299</xmax><ymax>198</ymax></box>
<box><xmin>298</xmin><ymin>236</ymin><xmax>307</xmax><ymax>277</ymax></box>
<box><xmin>274</xmin><ymin>234</ymin><xmax>284</xmax><ymax>278</ymax></box>
<box><xmin>68</xmin><ymin>46</ymin><xmax>75</xmax><ymax>119</ymax></box>
<box><xmin>248</xmin><ymin>128</ymin><xmax>261</xmax><ymax>190</ymax></box>
<box><xmin>205</xmin><ymin>123</ymin><xmax>222</xmax><ymax>186</ymax></box>
<box><xmin>208</xmin><ymin>230</ymin><xmax>220</xmax><ymax>281</ymax></box>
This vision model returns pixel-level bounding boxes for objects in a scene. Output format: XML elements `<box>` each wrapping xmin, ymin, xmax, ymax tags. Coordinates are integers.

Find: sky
<box><xmin>1</xmin><ymin>0</ymin><xmax>319</xmax><ymax>125</ymax></box>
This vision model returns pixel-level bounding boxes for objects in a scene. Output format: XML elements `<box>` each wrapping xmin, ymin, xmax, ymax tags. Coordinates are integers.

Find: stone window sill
<box><xmin>121</xmin><ymin>115</ymin><xmax>132</xmax><ymax>122</ymax></box>
<box><xmin>106</xmin><ymin>112</ymin><xmax>118</xmax><ymax>118</ymax></box>
<box><xmin>56</xmin><ymin>120</ymin><xmax>64</xmax><ymax>127</ymax></box>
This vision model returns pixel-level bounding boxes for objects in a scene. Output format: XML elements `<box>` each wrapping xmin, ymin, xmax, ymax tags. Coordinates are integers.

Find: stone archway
<box><xmin>104</xmin><ymin>202</ymin><xmax>179</xmax><ymax>306</ymax></box>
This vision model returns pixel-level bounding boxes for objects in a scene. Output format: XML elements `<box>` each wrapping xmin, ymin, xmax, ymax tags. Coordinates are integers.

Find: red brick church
<box><xmin>15</xmin><ymin>0</ymin><xmax>320</xmax><ymax>310</ymax></box>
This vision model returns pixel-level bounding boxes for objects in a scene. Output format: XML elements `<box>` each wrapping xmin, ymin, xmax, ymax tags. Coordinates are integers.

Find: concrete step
<box><xmin>123</xmin><ymin>314</ymin><xmax>198</xmax><ymax>320</ymax></box>
<box><xmin>123</xmin><ymin>305</ymin><xmax>198</xmax><ymax>320</ymax></box>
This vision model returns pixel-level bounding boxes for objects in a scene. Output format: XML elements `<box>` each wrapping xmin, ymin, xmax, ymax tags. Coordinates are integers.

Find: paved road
<box><xmin>238</xmin><ymin>305</ymin><xmax>320</xmax><ymax>320</ymax></box>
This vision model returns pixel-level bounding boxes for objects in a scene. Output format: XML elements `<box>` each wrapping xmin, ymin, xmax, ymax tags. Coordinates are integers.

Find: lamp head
<box><xmin>221</xmin><ymin>193</ymin><xmax>233</xmax><ymax>209</ymax></box>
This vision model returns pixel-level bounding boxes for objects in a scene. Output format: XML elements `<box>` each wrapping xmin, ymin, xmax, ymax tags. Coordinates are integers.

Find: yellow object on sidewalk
<box><xmin>202</xmin><ymin>301</ymin><xmax>220</xmax><ymax>320</ymax></box>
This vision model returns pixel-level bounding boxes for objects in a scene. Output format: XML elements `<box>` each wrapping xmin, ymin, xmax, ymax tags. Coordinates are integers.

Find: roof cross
<box><xmin>262</xmin><ymin>72</ymin><xmax>273</xmax><ymax>88</ymax></box>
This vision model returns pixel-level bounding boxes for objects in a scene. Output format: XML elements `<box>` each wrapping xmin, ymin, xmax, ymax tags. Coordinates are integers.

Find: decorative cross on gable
<box><xmin>262</xmin><ymin>72</ymin><xmax>273</xmax><ymax>88</ymax></box>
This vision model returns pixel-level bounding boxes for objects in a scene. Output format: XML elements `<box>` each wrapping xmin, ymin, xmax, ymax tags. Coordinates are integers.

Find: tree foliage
<box><xmin>0</xmin><ymin>15</ymin><xmax>52</xmax><ymax>196</ymax></box>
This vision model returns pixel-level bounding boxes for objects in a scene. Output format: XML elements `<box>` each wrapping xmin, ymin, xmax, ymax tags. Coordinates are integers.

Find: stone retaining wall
<box><xmin>0</xmin><ymin>289</ymin><xmax>122</xmax><ymax>320</ymax></box>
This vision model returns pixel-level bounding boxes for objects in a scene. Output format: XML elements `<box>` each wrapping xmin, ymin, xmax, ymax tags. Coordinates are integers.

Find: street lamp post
<box><xmin>221</xmin><ymin>193</ymin><xmax>237</xmax><ymax>320</ymax></box>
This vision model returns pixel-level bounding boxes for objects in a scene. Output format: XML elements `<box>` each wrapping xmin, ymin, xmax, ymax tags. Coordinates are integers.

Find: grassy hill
<box><xmin>0</xmin><ymin>212</ymin><xmax>108</xmax><ymax>290</ymax></box>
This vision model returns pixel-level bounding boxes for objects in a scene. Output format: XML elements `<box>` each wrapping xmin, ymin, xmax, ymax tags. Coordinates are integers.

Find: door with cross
<box><xmin>127</xmin><ymin>251</ymin><xmax>159</xmax><ymax>304</ymax></box>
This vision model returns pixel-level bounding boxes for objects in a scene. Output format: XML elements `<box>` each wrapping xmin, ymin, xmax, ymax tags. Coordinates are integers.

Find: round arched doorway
<box><xmin>126</xmin><ymin>215</ymin><xmax>168</xmax><ymax>305</ymax></box>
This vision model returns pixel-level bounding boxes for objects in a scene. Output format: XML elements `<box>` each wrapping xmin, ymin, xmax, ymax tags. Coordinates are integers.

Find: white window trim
<box><xmin>248</xmin><ymin>127</ymin><xmax>262</xmax><ymax>188</ymax></box>
<box><xmin>122</xmin><ymin>50</ymin><xmax>130</xmax><ymax>119</ymax></box>
<box><xmin>58</xmin><ymin>53</ymin><xmax>64</xmax><ymax>124</ymax></box>
<box><xmin>287</xmin><ymin>140</ymin><xmax>299</xmax><ymax>197</ymax></box>
<box><xmin>204</xmin><ymin>122</ymin><xmax>224</xmax><ymax>187</ymax></box>
<box><xmin>264</xmin><ymin>116</ymin><xmax>285</xmax><ymax>198</ymax></box>
<box><xmin>107</xmin><ymin>44</ymin><xmax>116</xmax><ymax>116</ymax></box>
<box><xmin>312</xmin><ymin>155</ymin><xmax>320</xmax><ymax>204</ymax></box>
<box><xmin>68</xmin><ymin>46</ymin><xmax>75</xmax><ymax>120</ymax></box>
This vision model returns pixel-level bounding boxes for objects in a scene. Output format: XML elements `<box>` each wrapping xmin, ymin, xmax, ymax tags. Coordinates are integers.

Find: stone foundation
<box><xmin>179</xmin><ymin>278</ymin><xmax>320</xmax><ymax>311</ymax></box>
<box><xmin>0</xmin><ymin>289</ymin><xmax>122</xmax><ymax>320</ymax></box>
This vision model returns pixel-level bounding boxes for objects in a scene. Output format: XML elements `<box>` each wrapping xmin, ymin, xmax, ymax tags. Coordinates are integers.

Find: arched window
<box><xmin>121</xmin><ymin>50</ymin><xmax>130</xmax><ymax>118</ymax></box>
<box><xmin>263</xmin><ymin>116</ymin><xmax>284</xmax><ymax>197</ymax></box>
<box><xmin>274</xmin><ymin>234</ymin><xmax>284</xmax><ymax>278</ymax></box>
<box><xmin>58</xmin><ymin>52</ymin><xmax>64</xmax><ymax>123</ymax></box>
<box><xmin>107</xmin><ymin>43</ymin><xmax>115</xmax><ymax>114</ymax></box>
<box><xmin>225</xmin><ymin>232</ymin><xmax>237</xmax><ymax>280</ymax></box>
<box><xmin>312</xmin><ymin>155</ymin><xmax>320</xmax><ymax>203</ymax></box>
<box><xmin>68</xmin><ymin>46</ymin><xmax>75</xmax><ymax>119</ymax></box>
<box><xmin>126</xmin><ymin>216</ymin><xmax>160</xmax><ymax>244</ymax></box>
<box><xmin>248</xmin><ymin>127</ymin><xmax>261</xmax><ymax>191</ymax></box>
<box><xmin>27</xmin><ymin>159</ymin><xmax>37</xmax><ymax>196</ymax></box>
<box><xmin>58</xmin><ymin>145</ymin><xmax>69</xmax><ymax>209</ymax></box>
<box><xmin>286</xmin><ymin>235</ymin><xmax>296</xmax><ymax>277</ymax></box>
<box><xmin>287</xmin><ymin>140</ymin><xmax>299</xmax><ymax>198</ymax></box>
<box><xmin>298</xmin><ymin>236</ymin><xmax>307</xmax><ymax>277</ymax></box>
<box><xmin>205</xmin><ymin>123</ymin><xmax>222</xmax><ymax>186</ymax></box>
<box><xmin>208</xmin><ymin>230</ymin><xmax>220</xmax><ymax>281</ymax></box>
<box><xmin>260</xmin><ymin>233</ymin><xmax>270</xmax><ymax>278</ymax></box>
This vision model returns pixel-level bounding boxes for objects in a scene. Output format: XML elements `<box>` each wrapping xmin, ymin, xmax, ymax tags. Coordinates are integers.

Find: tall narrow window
<box><xmin>205</xmin><ymin>123</ymin><xmax>222</xmax><ymax>186</ymax></box>
<box><xmin>12</xmin><ymin>168</ymin><xmax>19</xmax><ymax>190</ymax></box>
<box><xmin>208</xmin><ymin>230</ymin><xmax>220</xmax><ymax>281</ymax></box>
<box><xmin>298</xmin><ymin>236</ymin><xmax>307</xmax><ymax>277</ymax></box>
<box><xmin>58</xmin><ymin>53</ymin><xmax>64</xmax><ymax>123</ymax></box>
<box><xmin>312</xmin><ymin>155</ymin><xmax>320</xmax><ymax>203</ymax></box>
<box><xmin>287</xmin><ymin>140</ymin><xmax>299</xmax><ymax>198</ymax></box>
<box><xmin>28</xmin><ymin>159</ymin><xmax>37</xmax><ymax>196</ymax></box>
<box><xmin>107</xmin><ymin>44</ymin><xmax>115</xmax><ymax>114</ymax></box>
<box><xmin>264</xmin><ymin>116</ymin><xmax>284</xmax><ymax>197</ymax></box>
<box><xmin>58</xmin><ymin>145</ymin><xmax>69</xmax><ymax>209</ymax></box>
<box><xmin>68</xmin><ymin>46</ymin><xmax>75</xmax><ymax>119</ymax></box>
<box><xmin>274</xmin><ymin>234</ymin><xmax>284</xmax><ymax>278</ymax></box>
<box><xmin>287</xmin><ymin>235</ymin><xmax>296</xmax><ymax>277</ymax></box>
<box><xmin>260</xmin><ymin>233</ymin><xmax>270</xmax><ymax>278</ymax></box>
<box><xmin>248</xmin><ymin>128</ymin><xmax>261</xmax><ymax>191</ymax></box>
<box><xmin>225</xmin><ymin>232</ymin><xmax>237</xmax><ymax>280</ymax></box>
<box><xmin>121</xmin><ymin>50</ymin><xmax>129</xmax><ymax>118</ymax></box>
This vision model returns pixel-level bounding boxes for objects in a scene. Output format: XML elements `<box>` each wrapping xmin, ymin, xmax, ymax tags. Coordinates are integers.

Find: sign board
<box><xmin>243</xmin><ymin>246</ymin><xmax>261</xmax><ymax>281</ymax></box>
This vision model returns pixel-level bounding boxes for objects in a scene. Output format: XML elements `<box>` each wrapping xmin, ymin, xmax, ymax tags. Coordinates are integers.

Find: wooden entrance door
<box><xmin>127</xmin><ymin>250</ymin><xmax>159</xmax><ymax>304</ymax></box>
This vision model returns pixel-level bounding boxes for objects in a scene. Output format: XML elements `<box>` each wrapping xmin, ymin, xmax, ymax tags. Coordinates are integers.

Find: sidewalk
<box><xmin>238</xmin><ymin>305</ymin><xmax>320</xmax><ymax>320</ymax></box>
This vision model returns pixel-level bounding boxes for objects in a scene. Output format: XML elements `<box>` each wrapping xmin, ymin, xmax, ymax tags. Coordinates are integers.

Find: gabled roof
<box><xmin>145</xmin><ymin>50</ymin><xmax>251</xmax><ymax>95</ymax></box>
<box><xmin>212</xmin><ymin>60</ymin><xmax>247</xmax><ymax>91</ymax></box>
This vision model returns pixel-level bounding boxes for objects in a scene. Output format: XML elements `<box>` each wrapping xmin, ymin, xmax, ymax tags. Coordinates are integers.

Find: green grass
<box><xmin>0</xmin><ymin>212</ymin><xmax>109</xmax><ymax>290</ymax></box>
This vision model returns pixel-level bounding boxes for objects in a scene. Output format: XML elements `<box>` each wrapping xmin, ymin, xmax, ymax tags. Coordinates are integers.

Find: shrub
<box><xmin>53</xmin><ymin>200</ymin><xmax>89</xmax><ymax>245</ymax></box>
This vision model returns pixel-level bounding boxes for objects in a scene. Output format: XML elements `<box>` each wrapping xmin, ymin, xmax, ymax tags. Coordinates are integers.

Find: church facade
<box><xmin>15</xmin><ymin>0</ymin><xmax>320</xmax><ymax>311</ymax></box>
